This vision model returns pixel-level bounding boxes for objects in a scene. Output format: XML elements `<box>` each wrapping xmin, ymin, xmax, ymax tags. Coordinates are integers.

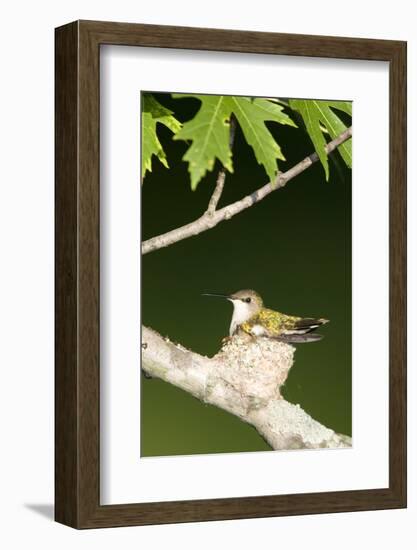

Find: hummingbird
<box><xmin>203</xmin><ymin>289</ymin><xmax>329</xmax><ymax>343</ymax></box>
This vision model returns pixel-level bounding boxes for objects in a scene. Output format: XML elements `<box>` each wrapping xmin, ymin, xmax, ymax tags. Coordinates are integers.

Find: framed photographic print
<box><xmin>55</xmin><ymin>20</ymin><xmax>406</xmax><ymax>528</ymax></box>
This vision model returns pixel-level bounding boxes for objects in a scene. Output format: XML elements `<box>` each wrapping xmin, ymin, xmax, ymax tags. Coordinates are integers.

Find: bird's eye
<box><xmin>245</xmin><ymin>297</ymin><xmax>251</xmax><ymax>303</ymax></box>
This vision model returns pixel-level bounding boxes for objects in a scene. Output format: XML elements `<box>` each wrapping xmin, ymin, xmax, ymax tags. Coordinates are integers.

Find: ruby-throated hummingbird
<box><xmin>203</xmin><ymin>289</ymin><xmax>329</xmax><ymax>343</ymax></box>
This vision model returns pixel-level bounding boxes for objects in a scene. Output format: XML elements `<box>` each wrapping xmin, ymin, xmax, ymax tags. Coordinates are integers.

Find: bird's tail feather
<box><xmin>274</xmin><ymin>333</ymin><xmax>324</xmax><ymax>343</ymax></box>
<box><xmin>293</xmin><ymin>317</ymin><xmax>329</xmax><ymax>333</ymax></box>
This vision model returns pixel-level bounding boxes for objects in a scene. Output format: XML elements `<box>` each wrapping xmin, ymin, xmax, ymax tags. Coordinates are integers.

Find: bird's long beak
<box><xmin>202</xmin><ymin>292</ymin><xmax>230</xmax><ymax>300</ymax></box>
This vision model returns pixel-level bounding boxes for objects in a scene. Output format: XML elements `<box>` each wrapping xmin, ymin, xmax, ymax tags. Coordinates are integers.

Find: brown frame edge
<box><xmin>55</xmin><ymin>20</ymin><xmax>407</xmax><ymax>529</ymax></box>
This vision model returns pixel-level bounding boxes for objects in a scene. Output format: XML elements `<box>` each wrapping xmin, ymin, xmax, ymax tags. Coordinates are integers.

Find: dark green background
<box><xmin>141</xmin><ymin>94</ymin><xmax>352</xmax><ymax>457</ymax></box>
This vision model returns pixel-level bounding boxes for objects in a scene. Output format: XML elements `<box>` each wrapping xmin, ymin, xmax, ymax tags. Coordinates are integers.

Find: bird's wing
<box><xmin>280</xmin><ymin>316</ymin><xmax>329</xmax><ymax>335</ymax></box>
<box><xmin>243</xmin><ymin>310</ymin><xmax>329</xmax><ymax>340</ymax></box>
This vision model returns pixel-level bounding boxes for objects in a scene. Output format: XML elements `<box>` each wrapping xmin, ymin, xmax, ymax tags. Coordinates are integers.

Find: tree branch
<box><xmin>142</xmin><ymin>126</ymin><xmax>352</xmax><ymax>255</ymax></box>
<box><xmin>142</xmin><ymin>326</ymin><xmax>352</xmax><ymax>450</ymax></box>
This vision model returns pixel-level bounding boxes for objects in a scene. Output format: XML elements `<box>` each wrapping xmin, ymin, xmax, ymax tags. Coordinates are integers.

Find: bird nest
<box><xmin>206</xmin><ymin>334</ymin><xmax>295</xmax><ymax>415</ymax></box>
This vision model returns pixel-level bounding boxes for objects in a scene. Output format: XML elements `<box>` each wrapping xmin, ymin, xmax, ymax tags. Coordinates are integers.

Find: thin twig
<box><xmin>206</xmin><ymin>170</ymin><xmax>227</xmax><ymax>215</ymax></box>
<box><xmin>142</xmin><ymin>126</ymin><xmax>352</xmax><ymax>255</ymax></box>
<box><xmin>206</xmin><ymin>116</ymin><xmax>237</xmax><ymax>214</ymax></box>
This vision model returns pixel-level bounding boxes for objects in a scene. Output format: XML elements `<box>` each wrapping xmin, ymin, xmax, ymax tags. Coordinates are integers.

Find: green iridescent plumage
<box><xmin>241</xmin><ymin>308</ymin><xmax>307</xmax><ymax>335</ymax></box>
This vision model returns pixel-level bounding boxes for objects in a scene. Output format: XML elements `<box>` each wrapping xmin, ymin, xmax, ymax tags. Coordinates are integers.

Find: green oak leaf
<box><xmin>174</xmin><ymin>94</ymin><xmax>297</xmax><ymax>190</ymax></box>
<box><xmin>229</xmin><ymin>97</ymin><xmax>296</xmax><ymax>184</ymax></box>
<box><xmin>141</xmin><ymin>94</ymin><xmax>182</xmax><ymax>180</ymax></box>
<box><xmin>173</xmin><ymin>95</ymin><xmax>233</xmax><ymax>190</ymax></box>
<box><xmin>289</xmin><ymin>99</ymin><xmax>352</xmax><ymax>180</ymax></box>
<box><xmin>316</xmin><ymin>101</ymin><xmax>352</xmax><ymax>168</ymax></box>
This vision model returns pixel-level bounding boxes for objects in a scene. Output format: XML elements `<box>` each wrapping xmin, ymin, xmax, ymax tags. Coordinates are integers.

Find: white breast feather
<box><xmin>229</xmin><ymin>301</ymin><xmax>253</xmax><ymax>336</ymax></box>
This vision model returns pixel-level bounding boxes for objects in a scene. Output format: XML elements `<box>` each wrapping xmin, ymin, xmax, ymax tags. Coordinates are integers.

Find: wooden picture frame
<box><xmin>55</xmin><ymin>20</ymin><xmax>407</xmax><ymax>529</ymax></box>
